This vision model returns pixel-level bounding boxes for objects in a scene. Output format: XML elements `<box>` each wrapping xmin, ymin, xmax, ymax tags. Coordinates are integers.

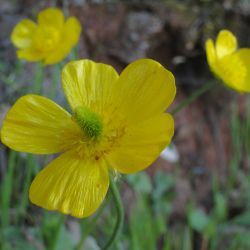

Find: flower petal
<box><xmin>114</xmin><ymin>59</ymin><xmax>176</xmax><ymax>124</ymax></box>
<box><xmin>29</xmin><ymin>150</ymin><xmax>109</xmax><ymax>218</ymax></box>
<box><xmin>17</xmin><ymin>48</ymin><xmax>44</xmax><ymax>61</ymax></box>
<box><xmin>1</xmin><ymin>95</ymin><xmax>82</xmax><ymax>154</ymax></box>
<box><xmin>205</xmin><ymin>39</ymin><xmax>222</xmax><ymax>80</ymax></box>
<box><xmin>215</xmin><ymin>30</ymin><xmax>237</xmax><ymax>59</ymax></box>
<box><xmin>38</xmin><ymin>8</ymin><xmax>64</xmax><ymax>28</ymax></box>
<box><xmin>63</xmin><ymin>17</ymin><xmax>82</xmax><ymax>47</ymax></box>
<box><xmin>43</xmin><ymin>17</ymin><xmax>81</xmax><ymax>65</ymax></box>
<box><xmin>217</xmin><ymin>49</ymin><xmax>250</xmax><ymax>93</ymax></box>
<box><xmin>107</xmin><ymin>113</ymin><xmax>174</xmax><ymax>174</ymax></box>
<box><xmin>11</xmin><ymin>19</ymin><xmax>36</xmax><ymax>49</ymax></box>
<box><xmin>205</xmin><ymin>39</ymin><xmax>216</xmax><ymax>68</ymax></box>
<box><xmin>235</xmin><ymin>49</ymin><xmax>250</xmax><ymax>92</ymax></box>
<box><xmin>62</xmin><ymin>60</ymin><xmax>119</xmax><ymax>111</ymax></box>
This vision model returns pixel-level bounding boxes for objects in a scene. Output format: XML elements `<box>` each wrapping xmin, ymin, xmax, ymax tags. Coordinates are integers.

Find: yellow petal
<box><xmin>235</xmin><ymin>49</ymin><xmax>250</xmax><ymax>92</ymax></box>
<box><xmin>205</xmin><ymin>39</ymin><xmax>216</xmax><ymax>68</ymax></box>
<box><xmin>1</xmin><ymin>95</ymin><xmax>82</xmax><ymax>154</ymax></box>
<box><xmin>29</xmin><ymin>150</ymin><xmax>109</xmax><ymax>218</ymax></box>
<box><xmin>38</xmin><ymin>8</ymin><xmax>64</xmax><ymax>29</ymax></box>
<box><xmin>107</xmin><ymin>113</ymin><xmax>174</xmax><ymax>174</ymax></box>
<box><xmin>215</xmin><ymin>30</ymin><xmax>237</xmax><ymax>59</ymax></box>
<box><xmin>17</xmin><ymin>48</ymin><xmax>44</xmax><ymax>61</ymax></box>
<box><xmin>43</xmin><ymin>17</ymin><xmax>81</xmax><ymax>65</ymax></box>
<box><xmin>114</xmin><ymin>59</ymin><xmax>176</xmax><ymax>124</ymax></box>
<box><xmin>63</xmin><ymin>17</ymin><xmax>82</xmax><ymax>46</ymax></box>
<box><xmin>62</xmin><ymin>60</ymin><xmax>119</xmax><ymax>111</ymax></box>
<box><xmin>217</xmin><ymin>49</ymin><xmax>250</xmax><ymax>93</ymax></box>
<box><xmin>11</xmin><ymin>19</ymin><xmax>36</xmax><ymax>49</ymax></box>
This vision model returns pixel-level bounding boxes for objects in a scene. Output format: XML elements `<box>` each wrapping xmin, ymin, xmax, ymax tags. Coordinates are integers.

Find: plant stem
<box><xmin>0</xmin><ymin>150</ymin><xmax>17</xmax><ymax>249</ymax></box>
<box><xmin>1</xmin><ymin>150</ymin><xmax>17</xmax><ymax>228</ymax></box>
<box><xmin>49</xmin><ymin>214</ymin><xmax>64</xmax><ymax>250</ymax></box>
<box><xmin>170</xmin><ymin>81</ymin><xmax>216</xmax><ymax>115</ymax></box>
<box><xmin>33</xmin><ymin>62</ymin><xmax>44</xmax><ymax>94</ymax></box>
<box><xmin>76</xmin><ymin>199</ymin><xmax>108</xmax><ymax>250</ymax></box>
<box><xmin>19</xmin><ymin>154</ymin><xmax>35</xmax><ymax>218</ymax></box>
<box><xmin>102</xmin><ymin>178</ymin><xmax>124</xmax><ymax>250</ymax></box>
<box><xmin>50</xmin><ymin>64</ymin><xmax>61</xmax><ymax>99</ymax></box>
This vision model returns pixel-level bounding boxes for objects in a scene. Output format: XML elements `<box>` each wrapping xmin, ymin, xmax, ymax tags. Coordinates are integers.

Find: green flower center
<box><xmin>73</xmin><ymin>106</ymin><xmax>103</xmax><ymax>140</ymax></box>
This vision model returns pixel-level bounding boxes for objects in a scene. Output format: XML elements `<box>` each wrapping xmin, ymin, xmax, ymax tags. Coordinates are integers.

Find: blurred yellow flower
<box><xmin>1</xmin><ymin>59</ymin><xmax>176</xmax><ymax>218</ymax></box>
<box><xmin>206</xmin><ymin>29</ymin><xmax>250</xmax><ymax>93</ymax></box>
<box><xmin>11</xmin><ymin>8</ymin><xmax>81</xmax><ymax>64</ymax></box>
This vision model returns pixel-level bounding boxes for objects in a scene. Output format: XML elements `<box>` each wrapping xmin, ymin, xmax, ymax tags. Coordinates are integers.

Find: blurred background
<box><xmin>1</xmin><ymin>0</ymin><xmax>250</xmax><ymax>249</ymax></box>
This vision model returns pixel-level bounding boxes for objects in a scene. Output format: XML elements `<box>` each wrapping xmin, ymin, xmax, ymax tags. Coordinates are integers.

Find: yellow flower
<box><xmin>11</xmin><ymin>8</ymin><xmax>81</xmax><ymax>65</ymax></box>
<box><xmin>206</xmin><ymin>29</ymin><xmax>250</xmax><ymax>93</ymax></box>
<box><xmin>1</xmin><ymin>59</ymin><xmax>176</xmax><ymax>218</ymax></box>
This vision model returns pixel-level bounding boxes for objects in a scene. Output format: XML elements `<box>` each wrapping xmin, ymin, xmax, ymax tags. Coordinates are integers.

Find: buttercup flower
<box><xmin>11</xmin><ymin>7</ymin><xmax>81</xmax><ymax>64</ymax></box>
<box><xmin>206</xmin><ymin>29</ymin><xmax>250</xmax><ymax>93</ymax></box>
<box><xmin>1</xmin><ymin>59</ymin><xmax>176</xmax><ymax>218</ymax></box>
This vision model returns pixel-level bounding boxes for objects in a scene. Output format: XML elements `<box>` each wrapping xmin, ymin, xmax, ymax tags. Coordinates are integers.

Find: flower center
<box><xmin>73</xmin><ymin>106</ymin><xmax>103</xmax><ymax>140</ymax></box>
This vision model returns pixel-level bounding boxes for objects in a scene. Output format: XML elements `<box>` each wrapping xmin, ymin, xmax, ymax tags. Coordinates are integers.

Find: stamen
<box><xmin>73</xmin><ymin>106</ymin><xmax>103</xmax><ymax>140</ymax></box>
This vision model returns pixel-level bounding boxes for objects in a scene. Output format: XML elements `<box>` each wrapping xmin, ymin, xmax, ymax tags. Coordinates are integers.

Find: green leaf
<box><xmin>213</xmin><ymin>192</ymin><xmax>227</xmax><ymax>221</ymax></box>
<box><xmin>188</xmin><ymin>208</ymin><xmax>210</xmax><ymax>233</ymax></box>
<box><xmin>129</xmin><ymin>196</ymin><xmax>157</xmax><ymax>250</ymax></box>
<box><xmin>153</xmin><ymin>171</ymin><xmax>175</xmax><ymax>200</ymax></box>
<box><xmin>3</xmin><ymin>226</ymin><xmax>40</xmax><ymax>250</ymax></box>
<box><xmin>126</xmin><ymin>172</ymin><xmax>152</xmax><ymax>194</ymax></box>
<box><xmin>231</xmin><ymin>211</ymin><xmax>250</xmax><ymax>225</ymax></box>
<box><xmin>181</xmin><ymin>227</ymin><xmax>192</xmax><ymax>250</ymax></box>
<box><xmin>83</xmin><ymin>236</ymin><xmax>100</xmax><ymax>250</ymax></box>
<box><xmin>54</xmin><ymin>225</ymin><xmax>75</xmax><ymax>250</ymax></box>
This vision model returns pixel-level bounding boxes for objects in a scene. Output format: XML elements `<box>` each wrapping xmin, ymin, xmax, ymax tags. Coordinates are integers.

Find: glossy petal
<box><xmin>63</xmin><ymin>17</ymin><xmax>82</xmax><ymax>46</ymax></box>
<box><xmin>205</xmin><ymin>39</ymin><xmax>216</xmax><ymax>69</ymax></box>
<box><xmin>17</xmin><ymin>48</ymin><xmax>44</xmax><ymax>61</ymax></box>
<box><xmin>217</xmin><ymin>49</ymin><xmax>250</xmax><ymax>93</ymax></box>
<box><xmin>29</xmin><ymin>150</ymin><xmax>109</xmax><ymax>218</ymax></box>
<box><xmin>1</xmin><ymin>95</ymin><xmax>82</xmax><ymax>154</ymax></box>
<box><xmin>62</xmin><ymin>60</ymin><xmax>119</xmax><ymax>111</ymax></box>
<box><xmin>11</xmin><ymin>19</ymin><xmax>36</xmax><ymax>49</ymax></box>
<box><xmin>215</xmin><ymin>30</ymin><xmax>237</xmax><ymax>59</ymax></box>
<box><xmin>38</xmin><ymin>8</ymin><xmax>64</xmax><ymax>29</ymax></box>
<box><xmin>43</xmin><ymin>17</ymin><xmax>81</xmax><ymax>65</ymax></box>
<box><xmin>114</xmin><ymin>59</ymin><xmax>176</xmax><ymax>124</ymax></box>
<box><xmin>236</xmin><ymin>49</ymin><xmax>250</xmax><ymax>92</ymax></box>
<box><xmin>107</xmin><ymin>113</ymin><xmax>174</xmax><ymax>174</ymax></box>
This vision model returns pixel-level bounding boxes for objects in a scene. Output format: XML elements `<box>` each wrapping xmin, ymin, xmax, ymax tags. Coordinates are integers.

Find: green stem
<box><xmin>170</xmin><ymin>81</ymin><xmax>216</xmax><ymax>115</ymax></box>
<box><xmin>33</xmin><ymin>62</ymin><xmax>44</xmax><ymax>94</ymax></box>
<box><xmin>0</xmin><ymin>150</ymin><xmax>17</xmax><ymax>249</ymax></box>
<box><xmin>71</xmin><ymin>45</ymin><xmax>79</xmax><ymax>60</ymax></box>
<box><xmin>76</xmin><ymin>199</ymin><xmax>108</xmax><ymax>250</ymax></box>
<box><xmin>19</xmin><ymin>154</ymin><xmax>35</xmax><ymax>218</ymax></box>
<box><xmin>1</xmin><ymin>150</ymin><xmax>17</xmax><ymax>228</ymax></box>
<box><xmin>245</xmin><ymin>96</ymin><xmax>250</xmax><ymax>163</ymax></box>
<box><xmin>49</xmin><ymin>214</ymin><xmax>65</xmax><ymax>250</ymax></box>
<box><xmin>102</xmin><ymin>178</ymin><xmax>124</xmax><ymax>250</ymax></box>
<box><xmin>50</xmin><ymin>64</ymin><xmax>61</xmax><ymax>99</ymax></box>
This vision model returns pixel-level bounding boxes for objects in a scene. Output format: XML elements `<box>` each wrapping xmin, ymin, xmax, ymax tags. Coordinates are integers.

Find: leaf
<box><xmin>213</xmin><ymin>192</ymin><xmax>227</xmax><ymax>221</ymax></box>
<box><xmin>3</xmin><ymin>226</ymin><xmax>39</xmax><ymax>250</ymax></box>
<box><xmin>129</xmin><ymin>196</ymin><xmax>157</xmax><ymax>250</ymax></box>
<box><xmin>188</xmin><ymin>208</ymin><xmax>210</xmax><ymax>233</ymax></box>
<box><xmin>126</xmin><ymin>172</ymin><xmax>152</xmax><ymax>194</ymax></box>
<box><xmin>54</xmin><ymin>225</ymin><xmax>75</xmax><ymax>250</ymax></box>
<box><xmin>231</xmin><ymin>211</ymin><xmax>250</xmax><ymax>225</ymax></box>
<box><xmin>83</xmin><ymin>236</ymin><xmax>100</xmax><ymax>250</ymax></box>
<box><xmin>181</xmin><ymin>227</ymin><xmax>192</xmax><ymax>250</ymax></box>
<box><xmin>153</xmin><ymin>171</ymin><xmax>175</xmax><ymax>200</ymax></box>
